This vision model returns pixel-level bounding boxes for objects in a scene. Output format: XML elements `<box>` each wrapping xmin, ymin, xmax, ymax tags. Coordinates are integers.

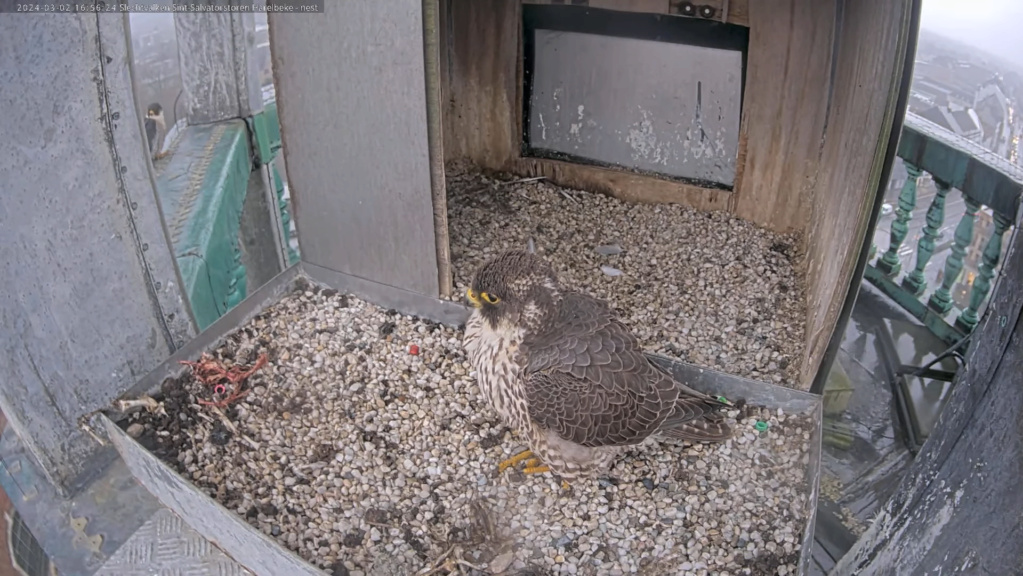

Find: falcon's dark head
<box><xmin>467</xmin><ymin>251</ymin><xmax>560</xmax><ymax>331</ymax></box>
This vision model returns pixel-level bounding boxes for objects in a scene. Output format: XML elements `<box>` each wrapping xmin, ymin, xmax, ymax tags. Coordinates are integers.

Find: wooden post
<box><xmin>833</xmin><ymin>207</ymin><xmax>1023</xmax><ymax>574</ymax></box>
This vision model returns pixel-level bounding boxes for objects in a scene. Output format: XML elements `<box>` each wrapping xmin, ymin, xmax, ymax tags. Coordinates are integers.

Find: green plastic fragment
<box><xmin>754</xmin><ymin>421</ymin><xmax>769</xmax><ymax>432</ymax></box>
<box><xmin>717</xmin><ymin>396</ymin><xmax>728</xmax><ymax>403</ymax></box>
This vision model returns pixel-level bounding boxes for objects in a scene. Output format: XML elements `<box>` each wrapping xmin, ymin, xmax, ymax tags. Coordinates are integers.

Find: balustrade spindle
<box><xmin>876</xmin><ymin>163</ymin><xmax>922</xmax><ymax>277</ymax></box>
<box><xmin>928</xmin><ymin>197</ymin><xmax>980</xmax><ymax>314</ymax></box>
<box><xmin>903</xmin><ymin>180</ymin><xmax>951</xmax><ymax>296</ymax></box>
<box><xmin>956</xmin><ymin>212</ymin><xmax>1012</xmax><ymax>331</ymax></box>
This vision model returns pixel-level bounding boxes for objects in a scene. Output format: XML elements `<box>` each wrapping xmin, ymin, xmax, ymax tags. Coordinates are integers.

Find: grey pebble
<box><xmin>126</xmin><ymin>423</ymin><xmax>144</xmax><ymax>438</ymax></box>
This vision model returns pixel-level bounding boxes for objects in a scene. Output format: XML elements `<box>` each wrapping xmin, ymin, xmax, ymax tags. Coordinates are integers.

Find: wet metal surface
<box><xmin>809</xmin><ymin>282</ymin><xmax>954</xmax><ymax>574</ymax></box>
<box><xmin>0</xmin><ymin>423</ymin><xmax>159</xmax><ymax>574</ymax></box>
<box><xmin>0</xmin><ymin>419</ymin><xmax>253</xmax><ymax>576</ymax></box>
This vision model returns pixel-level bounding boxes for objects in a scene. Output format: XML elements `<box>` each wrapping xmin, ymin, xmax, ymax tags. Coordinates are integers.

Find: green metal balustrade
<box><xmin>154</xmin><ymin>120</ymin><xmax>252</xmax><ymax>331</ymax></box>
<box><xmin>251</xmin><ymin>100</ymin><xmax>300</xmax><ymax>266</ymax></box>
<box><xmin>153</xmin><ymin>99</ymin><xmax>299</xmax><ymax>331</ymax></box>
<box><xmin>866</xmin><ymin>112</ymin><xmax>1023</xmax><ymax>347</ymax></box>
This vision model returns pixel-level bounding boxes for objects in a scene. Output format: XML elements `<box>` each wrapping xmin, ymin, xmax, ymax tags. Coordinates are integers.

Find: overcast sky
<box><xmin>920</xmin><ymin>0</ymin><xmax>1023</xmax><ymax>64</ymax></box>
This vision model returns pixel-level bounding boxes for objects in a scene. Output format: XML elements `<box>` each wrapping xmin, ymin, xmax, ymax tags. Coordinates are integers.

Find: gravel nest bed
<box><xmin>121</xmin><ymin>283</ymin><xmax>815</xmax><ymax>576</ymax></box>
<box><xmin>445</xmin><ymin>166</ymin><xmax>807</xmax><ymax>386</ymax></box>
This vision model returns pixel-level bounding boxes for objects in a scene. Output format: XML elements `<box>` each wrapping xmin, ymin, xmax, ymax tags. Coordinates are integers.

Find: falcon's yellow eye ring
<box><xmin>480</xmin><ymin>292</ymin><xmax>500</xmax><ymax>304</ymax></box>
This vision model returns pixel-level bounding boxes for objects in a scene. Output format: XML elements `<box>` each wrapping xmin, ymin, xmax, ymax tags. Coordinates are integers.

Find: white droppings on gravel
<box><xmin>125</xmin><ymin>285</ymin><xmax>814</xmax><ymax>576</ymax></box>
<box><xmin>445</xmin><ymin>167</ymin><xmax>807</xmax><ymax>386</ymax></box>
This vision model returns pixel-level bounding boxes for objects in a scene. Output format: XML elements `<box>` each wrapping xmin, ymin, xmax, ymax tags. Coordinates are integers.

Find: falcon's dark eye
<box><xmin>481</xmin><ymin>292</ymin><xmax>500</xmax><ymax>304</ymax></box>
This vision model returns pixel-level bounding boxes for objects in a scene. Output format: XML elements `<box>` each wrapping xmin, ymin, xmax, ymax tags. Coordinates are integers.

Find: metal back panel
<box><xmin>269</xmin><ymin>1</ymin><xmax>441</xmax><ymax>297</ymax></box>
<box><xmin>523</xmin><ymin>7</ymin><xmax>747</xmax><ymax>188</ymax></box>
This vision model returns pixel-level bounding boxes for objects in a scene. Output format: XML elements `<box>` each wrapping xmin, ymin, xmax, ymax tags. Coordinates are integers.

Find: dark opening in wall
<box><xmin>522</xmin><ymin>5</ymin><xmax>749</xmax><ymax>190</ymax></box>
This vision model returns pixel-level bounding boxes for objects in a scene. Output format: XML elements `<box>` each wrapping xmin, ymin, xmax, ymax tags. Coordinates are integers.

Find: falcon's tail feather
<box><xmin>656</xmin><ymin>397</ymin><xmax>733</xmax><ymax>442</ymax></box>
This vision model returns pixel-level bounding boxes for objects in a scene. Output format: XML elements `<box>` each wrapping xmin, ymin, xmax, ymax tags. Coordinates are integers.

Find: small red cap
<box><xmin>409</xmin><ymin>344</ymin><xmax>420</xmax><ymax>355</ymax></box>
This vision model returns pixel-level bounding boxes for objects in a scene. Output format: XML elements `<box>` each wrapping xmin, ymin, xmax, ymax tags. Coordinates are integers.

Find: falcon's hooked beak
<box><xmin>465</xmin><ymin>288</ymin><xmax>483</xmax><ymax>309</ymax></box>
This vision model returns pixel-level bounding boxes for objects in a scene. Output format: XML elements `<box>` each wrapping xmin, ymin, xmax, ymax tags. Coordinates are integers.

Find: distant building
<box><xmin>908</xmin><ymin>56</ymin><xmax>1017</xmax><ymax>161</ymax></box>
<box><xmin>910</xmin><ymin>59</ymin><xmax>994</xmax><ymax>110</ymax></box>
<box><xmin>886</xmin><ymin>158</ymin><xmax>908</xmax><ymax>201</ymax></box>
<box><xmin>973</xmin><ymin>79</ymin><xmax>1014</xmax><ymax>157</ymax></box>
<box><xmin>917</xmin><ymin>105</ymin><xmax>984</xmax><ymax>142</ymax></box>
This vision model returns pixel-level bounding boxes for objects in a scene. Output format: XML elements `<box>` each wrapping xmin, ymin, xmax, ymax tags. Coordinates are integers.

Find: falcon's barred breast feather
<box><xmin>463</xmin><ymin>250</ymin><xmax>734</xmax><ymax>482</ymax></box>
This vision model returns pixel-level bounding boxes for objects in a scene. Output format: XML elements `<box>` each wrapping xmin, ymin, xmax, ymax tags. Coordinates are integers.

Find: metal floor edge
<box><xmin>0</xmin><ymin>423</ymin><xmax>251</xmax><ymax>575</ymax></box>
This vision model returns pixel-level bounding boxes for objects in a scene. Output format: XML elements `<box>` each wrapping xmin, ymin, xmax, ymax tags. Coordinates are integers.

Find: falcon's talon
<box><xmin>522</xmin><ymin>464</ymin><xmax>550</xmax><ymax>474</ymax></box>
<box><xmin>560</xmin><ymin>480</ymin><xmax>571</xmax><ymax>491</ymax></box>
<box><xmin>524</xmin><ymin>458</ymin><xmax>541</xmax><ymax>468</ymax></box>
<box><xmin>498</xmin><ymin>449</ymin><xmax>534</xmax><ymax>472</ymax></box>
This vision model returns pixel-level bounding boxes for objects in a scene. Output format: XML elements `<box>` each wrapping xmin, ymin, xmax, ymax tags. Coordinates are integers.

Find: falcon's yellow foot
<box><xmin>499</xmin><ymin>450</ymin><xmax>570</xmax><ymax>490</ymax></box>
<box><xmin>522</xmin><ymin>463</ymin><xmax>572</xmax><ymax>491</ymax></box>
<box><xmin>498</xmin><ymin>449</ymin><xmax>534</xmax><ymax>472</ymax></box>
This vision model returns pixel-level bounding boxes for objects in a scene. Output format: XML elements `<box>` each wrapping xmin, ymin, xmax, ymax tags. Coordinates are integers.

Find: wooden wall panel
<box><xmin>732</xmin><ymin>0</ymin><xmax>835</xmax><ymax>234</ymax></box>
<box><xmin>799</xmin><ymin>0</ymin><xmax>916</xmax><ymax>389</ymax></box>
<box><xmin>442</xmin><ymin>0</ymin><xmax>521</xmax><ymax>169</ymax></box>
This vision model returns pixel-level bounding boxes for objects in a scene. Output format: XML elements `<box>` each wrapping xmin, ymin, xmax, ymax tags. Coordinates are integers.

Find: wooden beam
<box><xmin>799</xmin><ymin>0</ymin><xmax>916</xmax><ymax>389</ymax></box>
<box><xmin>442</xmin><ymin>0</ymin><xmax>521</xmax><ymax>169</ymax></box>
<box><xmin>508</xmin><ymin>157</ymin><xmax>733</xmax><ymax>210</ymax></box>
<box><xmin>424</xmin><ymin>0</ymin><xmax>454</xmax><ymax>297</ymax></box>
<box><xmin>732</xmin><ymin>0</ymin><xmax>835</xmax><ymax>234</ymax></box>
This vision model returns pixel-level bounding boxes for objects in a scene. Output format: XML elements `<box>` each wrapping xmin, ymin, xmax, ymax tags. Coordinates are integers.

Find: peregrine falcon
<box><xmin>463</xmin><ymin>251</ymin><xmax>733</xmax><ymax>483</ymax></box>
<box><xmin>144</xmin><ymin>102</ymin><xmax>168</xmax><ymax>161</ymax></box>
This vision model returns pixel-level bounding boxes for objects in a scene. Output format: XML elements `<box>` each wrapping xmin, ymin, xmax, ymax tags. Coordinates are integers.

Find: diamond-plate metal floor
<box><xmin>96</xmin><ymin>509</ymin><xmax>253</xmax><ymax>576</ymax></box>
<box><xmin>0</xmin><ymin>417</ymin><xmax>257</xmax><ymax>576</ymax></box>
